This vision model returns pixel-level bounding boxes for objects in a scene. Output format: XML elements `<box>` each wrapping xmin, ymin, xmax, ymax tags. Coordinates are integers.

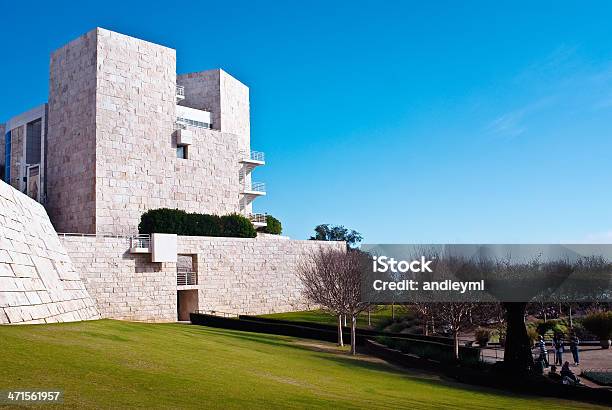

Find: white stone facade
<box><xmin>0</xmin><ymin>180</ymin><xmax>100</xmax><ymax>324</ymax></box>
<box><xmin>3</xmin><ymin>27</ymin><xmax>264</xmax><ymax>235</ymax></box>
<box><xmin>60</xmin><ymin>236</ymin><xmax>177</xmax><ymax>322</ymax></box>
<box><xmin>0</xmin><ymin>28</ymin><xmax>345</xmax><ymax>323</ymax></box>
<box><xmin>60</xmin><ymin>234</ymin><xmax>344</xmax><ymax>321</ymax></box>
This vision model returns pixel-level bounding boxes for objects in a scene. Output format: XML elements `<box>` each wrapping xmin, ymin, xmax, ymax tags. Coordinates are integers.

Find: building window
<box><xmin>4</xmin><ymin>131</ymin><xmax>10</xmax><ymax>183</ymax></box>
<box><xmin>177</xmin><ymin>146</ymin><xmax>188</xmax><ymax>159</ymax></box>
<box><xmin>26</xmin><ymin>119</ymin><xmax>42</xmax><ymax>164</ymax></box>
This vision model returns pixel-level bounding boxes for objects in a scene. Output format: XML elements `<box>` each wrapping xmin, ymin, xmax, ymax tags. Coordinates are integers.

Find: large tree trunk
<box><xmin>503</xmin><ymin>302</ymin><xmax>534</xmax><ymax>372</ymax></box>
<box><xmin>337</xmin><ymin>314</ymin><xmax>344</xmax><ymax>347</ymax></box>
<box><xmin>350</xmin><ymin>315</ymin><xmax>357</xmax><ymax>355</ymax></box>
<box><xmin>453</xmin><ymin>330</ymin><xmax>459</xmax><ymax>361</ymax></box>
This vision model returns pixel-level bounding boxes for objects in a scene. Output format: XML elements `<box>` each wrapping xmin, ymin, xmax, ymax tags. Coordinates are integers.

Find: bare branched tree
<box><xmin>411</xmin><ymin>302</ymin><xmax>436</xmax><ymax>336</ymax></box>
<box><xmin>432</xmin><ymin>302</ymin><xmax>475</xmax><ymax>360</ymax></box>
<box><xmin>297</xmin><ymin>248</ymin><xmax>371</xmax><ymax>354</ymax></box>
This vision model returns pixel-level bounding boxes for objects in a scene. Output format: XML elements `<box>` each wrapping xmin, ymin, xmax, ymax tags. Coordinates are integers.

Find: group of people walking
<box><xmin>537</xmin><ymin>334</ymin><xmax>581</xmax><ymax>385</ymax></box>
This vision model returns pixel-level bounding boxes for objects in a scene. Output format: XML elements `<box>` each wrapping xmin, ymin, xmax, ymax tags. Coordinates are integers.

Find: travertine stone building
<box><xmin>1</xmin><ymin>28</ymin><xmax>344</xmax><ymax>322</ymax></box>
<box><xmin>3</xmin><ymin>27</ymin><xmax>266</xmax><ymax>235</ymax></box>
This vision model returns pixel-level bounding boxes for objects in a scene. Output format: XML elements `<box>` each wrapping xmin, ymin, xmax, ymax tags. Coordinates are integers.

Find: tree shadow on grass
<box><xmin>318</xmin><ymin>353</ymin><xmax>561</xmax><ymax>403</ymax></box>
<box><xmin>152</xmin><ymin>324</ymin><xmax>592</xmax><ymax>406</ymax></box>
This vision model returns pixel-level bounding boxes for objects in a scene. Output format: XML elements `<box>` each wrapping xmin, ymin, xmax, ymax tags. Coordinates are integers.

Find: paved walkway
<box><xmin>479</xmin><ymin>345</ymin><xmax>612</xmax><ymax>387</ymax></box>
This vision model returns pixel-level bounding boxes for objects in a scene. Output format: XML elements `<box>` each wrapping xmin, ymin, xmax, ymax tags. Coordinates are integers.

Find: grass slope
<box><xmin>260</xmin><ymin>306</ymin><xmax>399</xmax><ymax>328</ymax></box>
<box><xmin>0</xmin><ymin>320</ymin><xmax>602</xmax><ymax>409</ymax></box>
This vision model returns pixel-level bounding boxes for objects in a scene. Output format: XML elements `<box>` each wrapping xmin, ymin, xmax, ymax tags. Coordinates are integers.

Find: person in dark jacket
<box><xmin>569</xmin><ymin>334</ymin><xmax>580</xmax><ymax>365</ymax></box>
<box><xmin>561</xmin><ymin>361</ymin><xmax>580</xmax><ymax>384</ymax></box>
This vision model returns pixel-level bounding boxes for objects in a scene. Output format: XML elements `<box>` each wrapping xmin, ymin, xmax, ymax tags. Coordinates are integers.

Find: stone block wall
<box><xmin>171</xmin><ymin>127</ymin><xmax>241</xmax><ymax>215</ymax></box>
<box><xmin>178</xmin><ymin>70</ymin><xmax>221</xmax><ymax>129</ymax></box>
<box><xmin>61</xmin><ymin>236</ymin><xmax>177</xmax><ymax>322</ymax></box>
<box><xmin>59</xmin><ymin>232</ymin><xmax>344</xmax><ymax>321</ymax></box>
<box><xmin>47</xmin><ymin>29</ymin><xmax>98</xmax><ymax>233</ymax></box>
<box><xmin>0</xmin><ymin>180</ymin><xmax>100</xmax><ymax>324</ymax></box>
<box><xmin>45</xmin><ymin>28</ymin><xmax>249</xmax><ymax>235</ymax></box>
<box><xmin>178</xmin><ymin>234</ymin><xmax>345</xmax><ymax>315</ymax></box>
<box><xmin>94</xmin><ymin>28</ymin><xmax>177</xmax><ymax>235</ymax></box>
<box><xmin>178</xmin><ymin>69</ymin><xmax>250</xmax><ymax>151</ymax></box>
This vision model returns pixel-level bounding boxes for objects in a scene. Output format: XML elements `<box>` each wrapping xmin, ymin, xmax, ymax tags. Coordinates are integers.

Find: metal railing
<box><xmin>242</xmin><ymin>181</ymin><xmax>266</xmax><ymax>193</ymax></box>
<box><xmin>176</xmin><ymin>85</ymin><xmax>185</xmax><ymax>98</ymax></box>
<box><xmin>248</xmin><ymin>213</ymin><xmax>267</xmax><ymax>224</ymax></box>
<box><xmin>177</xmin><ymin>271</ymin><xmax>198</xmax><ymax>286</ymax></box>
<box><xmin>240</xmin><ymin>150</ymin><xmax>265</xmax><ymax>162</ymax></box>
<box><xmin>176</xmin><ymin>117</ymin><xmax>211</xmax><ymax>129</ymax></box>
<box><xmin>130</xmin><ymin>234</ymin><xmax>151</xmax><ymax>249</ymax></box>
<box><xmin>196</xmin><ymin>310</ymin><xmax>238</xmax><ymax>318</ymax></box>
<box><xmin>58</xmin><ymin>233</ymin><xmax>151</xmax><ymax>250</ymax></box>
<box><xmin>58</xmin><ymin>232</ymin><xmax>137</xmax><ymax>238</ymax></box>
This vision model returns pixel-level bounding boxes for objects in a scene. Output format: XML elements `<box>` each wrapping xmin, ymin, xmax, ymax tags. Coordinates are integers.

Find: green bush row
<box><xmin>139</xmin><ymin>208</ymin><xmax>259</xmax><ymax>238</ymax></box>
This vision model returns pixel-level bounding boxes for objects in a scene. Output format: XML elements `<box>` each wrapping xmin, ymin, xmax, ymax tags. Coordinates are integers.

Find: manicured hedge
<box><xmin>139</xmin><ymin>208</ymin><xmax>256</xmax><ymax>238</ymax></box>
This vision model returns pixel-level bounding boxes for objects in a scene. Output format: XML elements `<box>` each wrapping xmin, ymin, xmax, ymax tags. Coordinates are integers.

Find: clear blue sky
<box><xmin>2</xmin><ymin>1</ymin><xmax>612</xmax><ymax>243</ymax></box>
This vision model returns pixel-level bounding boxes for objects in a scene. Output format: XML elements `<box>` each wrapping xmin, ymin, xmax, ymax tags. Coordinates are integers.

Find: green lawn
<box><xmin>0</xmin><ymin>320</ymin><xmax>602</xmax><ymax>409</ymax></box>
<box><xmin>259</xmin><ymin>305</ymin><xmax>402</xmax><ymax>328</ymax></box>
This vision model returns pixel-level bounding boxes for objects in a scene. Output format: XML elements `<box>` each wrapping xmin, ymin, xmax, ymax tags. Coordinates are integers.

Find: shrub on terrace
<box><xmin>139</xmin><ymin>209</ymin><xmax>256</xmax><ymax>238</ymax></box>
<box><xmin>260</xmin><ymin>215</ymin><xmax>282</xmax><ymax>235</ymax></box>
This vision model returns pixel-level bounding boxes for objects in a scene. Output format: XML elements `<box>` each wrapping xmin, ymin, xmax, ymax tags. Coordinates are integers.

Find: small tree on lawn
<box><xmin>297</xmin><ymin>248</ymin><xmax>371</xmax><ymax>354</ymax></box>
<box><xmin>433</xmin><ymin>302</ymin><xmax>475</xmax><ymax>360</ymax></box>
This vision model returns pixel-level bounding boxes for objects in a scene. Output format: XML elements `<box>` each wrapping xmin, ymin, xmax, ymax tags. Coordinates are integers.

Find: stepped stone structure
<box><xmin>0</xmin><ymin>180</ymin><xmax>100</xmax><ymax>324</ymax></box>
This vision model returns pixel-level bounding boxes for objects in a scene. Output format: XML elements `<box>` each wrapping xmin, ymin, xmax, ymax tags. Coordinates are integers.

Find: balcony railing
<box><xmin>241</xmin><ymin>182</ymin><xmax>266</xmax><ymax>193</ymax></box>
<box><xmin>130</xmin><ymin>234</ymin><xmax>151</xmax><ymax>253</ymax></box>
<box><xmin>248</xmin><ymin>213</ymin><xmax>267</xmax><ymax>225</ymax></box>
<box><xmin>177</xmin><ymin>271</ymin><xmax>198</xmax><ymax>286</ymax></box>
<box><xmin>176</xmin><ymin>85</ymin><xmax>185</xmax><ymax>101</ymax></box>
<box><xmin>176</xmin><ymin>117</ymin><xmax>211</xmax><ymax>129</ymax></box>
<box><xmin>240</xmin><ymin>150</ymin><xmax>265</xmax><ymax>162</ymax></box>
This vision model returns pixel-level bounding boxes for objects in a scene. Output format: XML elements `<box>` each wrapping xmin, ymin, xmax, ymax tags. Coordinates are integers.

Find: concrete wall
<box><xmin>62</xmin><ymin>236</ymin><xmax>177</xmax><ymax>322</ymax></box>
<box><xmin>0</xmin><ymin>180</ymin><xmax>100</xmax><ymax>324</ymax></box>
<box><xmin>47</xmin><ymin>29</ymin><xmax>98</xmax><ymax>234</ymax></box>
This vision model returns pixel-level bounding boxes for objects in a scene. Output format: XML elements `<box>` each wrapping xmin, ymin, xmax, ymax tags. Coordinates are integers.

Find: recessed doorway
<box><xmin>177</xmin><ymin>289</ymin><xmax>198</xmax><ymax>321</ymax></box>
